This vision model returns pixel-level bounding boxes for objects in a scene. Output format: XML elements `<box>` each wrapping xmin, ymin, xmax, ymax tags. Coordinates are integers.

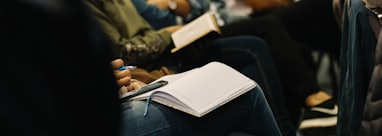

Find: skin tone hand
<box><xmin>164</xmin><ymin>25</ymin><xmax>183</xmax><ymax>33</ymax></box>
<box><xmin>111</xmin><ymin>59</ymin><xmax>146</xmax><ymax>94</ymax></box>
<box><xmin>146</xmin><ymin>0</ymin><xmax>191</xmax><ymax>16</ymax></box>
<box><xmin>244</xmin><ymin>0</ymin><xmax>289</xmax><ymax>12</ymax></box>
<box><xmin>146</xmin><ymin>0</ymin><xmax>169</xmax><ymax>10</ymax></box>
<box><xmin>111</xmin><ymin>59</ymin><xmax>132</xmax><ymax>87</ymax></box>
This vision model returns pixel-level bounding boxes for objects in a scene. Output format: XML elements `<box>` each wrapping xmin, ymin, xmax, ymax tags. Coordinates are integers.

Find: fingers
<box><xmin>120</xmin><ymin>80</ymin><xmax>146</xmax><ymax>95</ymax></box>
<box><xmin>127</xmin><ymin>82</ymin><xmax>144</xmax><ymax>92</ymax></box>
<box><xmin>119</xmin><ymin>86</ymin><xmax>129</xmax><ymax>94</ymax></box>
<box><xmin>114</xmin><ymin>68</ymin><xmax>131</xmax><ymax>79</ymax></box>
<box><xmin>111</xmin><ymin>59</ymin><xmax>132</xmax><ymax>87</ymax></box>
<box><xmin>117</xmin><ymin>74</ymin><xmax>132</xmax><ymax>87</ymax></box>
<box><xmin>111</xmin><ymin>59</ymin><xmax>124</xmax><ymax>69</ymax></box>
<box><xmin>165</xmin><ymin>25</ymin><xmax>183</xmax><ymax>33</ymax></box>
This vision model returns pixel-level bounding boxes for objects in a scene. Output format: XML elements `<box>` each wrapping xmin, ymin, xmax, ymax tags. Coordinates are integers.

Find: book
<box><xmin>170</xmin><ymin>12</ymin><xmax>222</xmax><ymax>53</ymax></box>
<box><xmin>126</xmin><ymin>62</ymin><xmax>257</xmax><ymax>117</ymax></box>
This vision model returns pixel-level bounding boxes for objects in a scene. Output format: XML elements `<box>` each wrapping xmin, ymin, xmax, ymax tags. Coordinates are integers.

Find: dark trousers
<box><xmin>258</xmin><ymin>0</ymin><xmax>342</xmax><ymax>56</ymax></box>
<box><xmin>220</xmin><ymin>16</ymin><xmax>320</xmax><ymax>131</ymax></box>
<box><xmin>152</xmin><ymin>36</ymin><xmax>296</xmax><ymax>136</ymax></box>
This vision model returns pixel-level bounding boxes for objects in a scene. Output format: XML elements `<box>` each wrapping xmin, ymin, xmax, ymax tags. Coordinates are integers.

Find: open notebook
<box><xmin>123</xmin><ymin>62</ymin><xmax>256</xmax><ymax>117</ymax></box>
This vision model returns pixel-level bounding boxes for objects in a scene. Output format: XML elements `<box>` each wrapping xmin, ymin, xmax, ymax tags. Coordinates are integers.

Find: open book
<box><xmin>170</xmin><ymin>12</ymin><xmax>221</xmax><ymax>53</ymax></box>
<box><xmin>126</xmin><ymin>62</ymin><xmax>256</xmax><ymax>117</ymax></box>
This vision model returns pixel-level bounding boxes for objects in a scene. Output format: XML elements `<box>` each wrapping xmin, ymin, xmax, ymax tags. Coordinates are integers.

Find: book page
<box><xmin>161</xmin><ymin>62</ymin><xmax>255</xmax><ymax>115</ymax></box>
<box><xmin>129</xmin><ymin>68</ymin><xmax>199</xmax><ymax>100</ymax></box>
<box><xmin>171</xmin><ymin>12</ymin><xmax>221</xmax><ymax>53</ymax></box>
<box><xmin>130</xmin><ymin>62</ymin><xmax>256</xmax><ymax>117</ymax></box>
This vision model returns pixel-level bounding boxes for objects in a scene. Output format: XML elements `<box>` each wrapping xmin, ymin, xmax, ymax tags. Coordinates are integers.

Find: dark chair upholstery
<box><xmin>360</xmin><ymin>29</ymin><xmax>382</xmax><ymax>136</ymax></box>
<box><xmin>337</xmin><ymin>0</ymin><xmax>378</xmax><ymax>135</ymax></box>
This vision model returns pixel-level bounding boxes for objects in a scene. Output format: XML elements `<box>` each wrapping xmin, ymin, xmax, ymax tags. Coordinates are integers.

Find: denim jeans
<box><xmin>120</xmin><ymin>86</ymin><xmax>281</xmax><ymax>136</ymax></box>
<box><xmin>148</xmin><ymin>36</ymin><xmax>294</xmax><ymax>135</ymax></box>
<box><xmin>145</xmin><ymin>35</ymin><xmax>297</xmax><ymax>136</ymax></box>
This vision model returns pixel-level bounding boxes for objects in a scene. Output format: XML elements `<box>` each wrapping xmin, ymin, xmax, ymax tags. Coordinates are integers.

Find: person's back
<box><xmin>0</xmin><ymin>0</ymin><xmax>120</xmax><ymax>135</ymax></box>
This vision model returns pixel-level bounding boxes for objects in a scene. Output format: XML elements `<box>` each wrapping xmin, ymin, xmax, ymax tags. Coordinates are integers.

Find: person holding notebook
<box><xmin>84</xmin><ymin>0</ymin><xmax>292</xmax><ymax>135</ymax></box>
<box><xmin>2</xmin><ymin>0</ymin><xmax>282</xmax><ymax>135</ymax></box>
<box><xmin>112</xmin><ymin>58</ymin><xmax>281</xmax><ymax>135</ymax></box>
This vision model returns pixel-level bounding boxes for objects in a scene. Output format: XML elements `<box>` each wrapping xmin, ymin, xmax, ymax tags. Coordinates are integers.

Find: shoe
<box><xmin>299</xmin><ymin>99</ymin><xmax>337</xmax><ymax>129</ymax></box>
<box><xmin>300</xmin><ymin>126</ymin><xmax>336</xmax><ymax>136</ymax></box>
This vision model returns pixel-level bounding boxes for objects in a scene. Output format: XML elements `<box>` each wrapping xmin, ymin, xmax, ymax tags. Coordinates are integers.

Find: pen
<box><xmin>120</xmin><ymin>80</ymin><xmax>168</xmax><ymax>102</ymax></box>
<box><xmin>118</xmin><ymin>65</ymin><xmax>137</xmax><ymax>71</ymax></box>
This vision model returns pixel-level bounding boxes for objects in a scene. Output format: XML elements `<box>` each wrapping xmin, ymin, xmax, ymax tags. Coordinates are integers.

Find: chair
<box><xmin>337</xmin><ymin>0</ymin><xmax>378</xmax><ymax>135</ymax></box>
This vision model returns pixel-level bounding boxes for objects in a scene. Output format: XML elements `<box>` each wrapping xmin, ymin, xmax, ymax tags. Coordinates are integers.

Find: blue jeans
<box><xmin>120</xmin><ymin>86</ymin><xmax>281</xmax><ymax>136</ymax></box>
<box><xmin>148</xmin><ymin>36</ymin><xmax>294</xmax><ymax>135</ymax></box>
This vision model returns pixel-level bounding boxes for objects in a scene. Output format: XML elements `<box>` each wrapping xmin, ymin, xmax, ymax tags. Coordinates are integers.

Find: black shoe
<box><xmin>299</xmin><ymin>99</ymin><xmax>337</xmax><ymax>129</ymax></box>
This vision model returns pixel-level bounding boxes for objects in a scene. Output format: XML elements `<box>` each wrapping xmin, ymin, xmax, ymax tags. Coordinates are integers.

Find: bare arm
<box><xmin>147</xmin><ymin>0</ymin><xmax>191</xmax><ymax>17</ymax></box>
<box><xmin>244</xmin><ymin>0</ymin><xmax>290</xmax><ymax>12</ymax></box>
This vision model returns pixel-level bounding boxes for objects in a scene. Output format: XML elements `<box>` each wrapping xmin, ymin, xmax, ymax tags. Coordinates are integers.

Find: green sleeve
<box><xmin>84</xmin><ymin>0</ymin><xmax>173</xmax><ymax>66</ymax></box>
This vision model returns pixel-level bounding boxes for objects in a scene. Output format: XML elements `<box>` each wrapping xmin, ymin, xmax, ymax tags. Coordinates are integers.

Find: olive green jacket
<box><xmin>84</xmin><ymin>0</ymin><xmax>173</xmax><ymax>66</ymax></box>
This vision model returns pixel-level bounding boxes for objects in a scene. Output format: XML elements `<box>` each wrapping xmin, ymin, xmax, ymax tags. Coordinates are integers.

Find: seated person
<box><xmin>113</xmin><ymin>59</ymin><xmax>282</xmax><ymax>135</ymax></box>
<box><xmin>131</xmin><ymin>0</ymin><xmax>338</xmax><ymax>133</ymax></box>
<box><xmin>2</xmin><ymin>0</ymin><xmax>281</xmax><ymax>135</ymax></box>
<box><xmin>83</xmin><ymin>0</ymin><xmax>296</xmax><ymax>135</ymax></box>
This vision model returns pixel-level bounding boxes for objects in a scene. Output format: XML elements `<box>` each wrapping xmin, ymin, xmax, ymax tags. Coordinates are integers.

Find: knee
<box><xmin>238</xmin><ymin>36</ymin><xmax>268</xmax><ymax>47</ymax></box>
<box><xmin>120</xmin><ymin>102</ymin><xmax>182</xmax><ymax>135</ymax></box>
<box><xmin>216</xmin><ymin>36</ymin><xmax>268</xmax><ymax>49</ymax></box>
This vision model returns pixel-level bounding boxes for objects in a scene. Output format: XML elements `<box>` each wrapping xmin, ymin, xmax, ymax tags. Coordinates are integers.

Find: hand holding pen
<box><xmin>111</xmin><ymin>59</ymin><xmax>136</xmax><ymax>87</ymax></box>
<box><xmin>111</xmin><ymin>59</ymin><xmax>145</xmax><ymax>95</ymax></box>
<box><xmin>111</xmin><ymin>59</ymin><xmax>168</xmax><ymax>102</ymax></box>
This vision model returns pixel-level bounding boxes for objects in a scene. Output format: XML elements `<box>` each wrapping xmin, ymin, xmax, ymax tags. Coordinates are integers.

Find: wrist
<box><xmin>168</xmin><ymin>0</ymin><xmax>177</xmax><ymax>11</ymax></box>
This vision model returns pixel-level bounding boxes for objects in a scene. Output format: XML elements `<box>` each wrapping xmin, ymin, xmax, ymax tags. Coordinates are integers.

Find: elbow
<box><xmin>175</xmin><ymin>1</ymin><xmax>191</xmax><ymax>17</ymax></box>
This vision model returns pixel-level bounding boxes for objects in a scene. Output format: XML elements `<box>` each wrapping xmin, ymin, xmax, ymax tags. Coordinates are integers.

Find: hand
<box><xmin>147</xmin><ymin>0</ymin><xmax>170</xmax><ymax>10</ymax></box>
<box><xmin>111</xmin><ymin>59</ymin><xmax>132</xmax><ymax>87</ymax></box>
<box><xmin>147</xmin><ymin>0</ymin><xmax>191</xmax><ymax>16</ymax></box>
<box><xmin>244</xmin><ymin>0</ymin><xmax>289</xmax><ymax>12</ymax></box>
<box><xmin>164</xmin><ymin>25</ymin><xmax>183</xmax><ymax>33</ymax></box>
<box><xmin>119</xmin><ymin>79</ymin><xmax>147</xmax><ymax>94</ymax></box>
<box><xmin>127</xmin><ymin>79</ymin><xmax>147</xmax><ymax>92</ymax></box>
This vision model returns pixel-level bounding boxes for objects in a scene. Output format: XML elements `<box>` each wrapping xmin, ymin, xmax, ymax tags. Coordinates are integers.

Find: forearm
<box><xmin>173</xmin><ymin>0</ymin><xmax>191</xmax><ymax>16</ymax></box>
<box><xmin>244</xmin><ymin>0</ymin><xmax>289</xmax><ymax>12</ymax></box>
<box><xmin>84</xmin><ymin>1</ymin><xmax>173</xmax><ymax>66</ymax></box>
<box><xmin>118</xmin><ymin>29</ymin><xmax>173</xmax><ymax>66</ymax></box>
<box><xmin>132</xmin><ymin>0</ymin><xmax>178</xmax><ymax>29</ymax></box>
<box><xmin>146</xmin><ymin>0</ymin><xmax>191</xmax><ymax>17</ymax></box>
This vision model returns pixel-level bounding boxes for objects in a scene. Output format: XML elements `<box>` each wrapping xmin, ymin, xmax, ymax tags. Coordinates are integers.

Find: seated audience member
<box><xmin>2</xmin><ymin>0</ymin><xmax>282</xmax><ymax>135</ymax></box>
<box><xmin>250</xmin><ymin>0</ymin><xmax>341</xmax><ymax>130</ymax></box>
<box><xmin>113</xmin><ymin>59</ymin><xmax>282</xmax><ymax>135</ymax></box>
<box><xmin>131</xmin><ymin>0</ymin><xmax>337</xmax><ymax>133</ymax></box>
<box><xmin>83</xmin><ymin>0</ymin><xmax>298</xmax><ymax>135</ymax></box>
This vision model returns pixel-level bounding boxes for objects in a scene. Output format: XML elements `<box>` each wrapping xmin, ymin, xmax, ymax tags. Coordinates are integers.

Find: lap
<box><xmin>119</xmin><ymin>87</ymin><xmax>281</xmax><ymax>136</ymax></box>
